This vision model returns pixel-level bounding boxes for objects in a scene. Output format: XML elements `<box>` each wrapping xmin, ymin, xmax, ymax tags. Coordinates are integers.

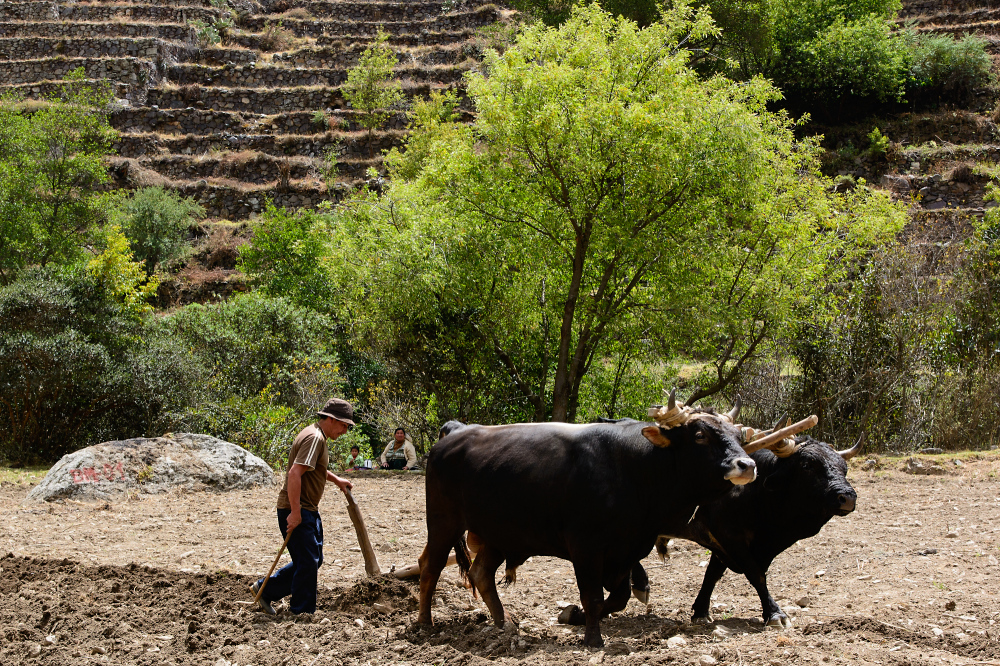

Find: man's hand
<box><xmin>287</xmin><ymin>509</ymin><xmax>302</xmax><ymax>531</ymax></box>
<box><xmin>327</xmin><ymin>471</ymin><xmax>353</xmax><ymax>493</ymax></box>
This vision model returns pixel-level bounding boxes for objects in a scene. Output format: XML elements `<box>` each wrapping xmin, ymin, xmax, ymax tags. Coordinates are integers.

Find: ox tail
<box><xmin>454</xmin><ymin>534</ymin><xmax>476</xmax><ymax>599</ymax></box>
<box><xmin>655</xmin><ymin>535</ymin><xmax>670</xmax><ymax>562</ymax></box>
<box><xmin>501</xmin><ymin>567</ymin><xmax>517</xmax><ymax>588</ymax></box>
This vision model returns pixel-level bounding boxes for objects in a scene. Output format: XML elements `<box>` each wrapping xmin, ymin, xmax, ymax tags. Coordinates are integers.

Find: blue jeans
<box><xmin>258</xmin><ymin>508</ymin><xmax>324</xmax><ymax>614</ymax></box>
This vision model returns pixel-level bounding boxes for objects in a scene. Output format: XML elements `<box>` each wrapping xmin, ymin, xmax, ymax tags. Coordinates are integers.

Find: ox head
<box><xmin>760</xmin><ymin>434</ymin><xmax>862</xmax><ymax>517</ymax></box>
<box><xmin>644</xmin><ymin>389</ymin><xmax>758</xmax><ymax>486</ymax></box>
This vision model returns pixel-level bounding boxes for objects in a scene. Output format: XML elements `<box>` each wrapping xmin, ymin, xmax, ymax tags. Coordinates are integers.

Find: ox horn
<box><xmin>667</xmin><ymin>387</ymin><xmax>678</xmax><ymax>411</ymax></box>
<box><xmin>743</xmin><ymin>415</ymin><xmax>819</xmax><ymax>454</ymax></box>
<box><xmin>725</xmin><ymin>396</ymin><xmax>741</xmax><ymax>423</ymax></box>
<box><xmin>837</xmin><ymin>432</ymin><xmax>865</xmax><ymax>460</ymax></box>
<box><xmin>772</xmin><ymin>413</ymin><xmax>789</xmax><ymax>431</ymax></box>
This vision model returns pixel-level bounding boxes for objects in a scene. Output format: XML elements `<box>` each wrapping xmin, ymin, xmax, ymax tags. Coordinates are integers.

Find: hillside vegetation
<box><xmin>1</xmin><ymin>0</ymin><xmax>1000</xmax><ymax>465</ymax></box>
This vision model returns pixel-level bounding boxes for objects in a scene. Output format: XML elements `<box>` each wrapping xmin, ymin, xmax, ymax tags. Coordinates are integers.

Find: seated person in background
<box><xmin>380</xmin><ymin>428</ymin><xmax>417</xmax><ymax>470</ymax></box>
<box><xmin>343</xmin><ymin>445</ymin><xmax>362</xmax><ymax>470</ymax></box>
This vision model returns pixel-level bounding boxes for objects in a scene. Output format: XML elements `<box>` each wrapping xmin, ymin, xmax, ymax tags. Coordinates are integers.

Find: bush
<box><xmin>189</xmin><ymin>19</ymin><xmax>222</xmax><ymax>47</ymax></box>
<box><xmin>117</xmin><ymin>187</ymin><xmax>205</xmax><ymax>275</ymax></box>
<box><xmin>155</xmin><ymin>292</ymin><xmax>339</xmax><ymax>403</ymax></box>
<box><xmin>237</xmin><ymin>203</ymin><xmax>334</xmax><ymax>307</ymax></box>
<box><xmin>0</xmin><ymin>268</ymin><xmax>201</xmax><ymax>464</ymax></box>
<box><xmin>907</xmin><ymin>32</ymin><xmax>992</xmax><ymax>102</ymax></box>
<box><xmin>258</xmin><ymin>21</ymin><xmax>295</xmax><ymax>52</ymax></box>
<box><xmin>774</xmin><ymin>15</ymin><xmax>910</xmax><ymax>112</ymax></box>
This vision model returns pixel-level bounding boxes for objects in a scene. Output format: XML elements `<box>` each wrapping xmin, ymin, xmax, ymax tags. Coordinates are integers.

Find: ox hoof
<box><xmin>557</xmin><ymin>605</ymin><xmax>586</xmax><ymax>625</ymax></box>
<box><xmin>631</xmin><ymin>585</ymin><xmax>650</xmax><ymax>605</ymax></box>
<box><xmin>765</xmin><ymin>613</ymin><xmax>792</xmax><ymax>630</ymax></box>
<box><xmin>691</xmin><ymin>614</ymin><xmax>714</xmax><ymax>625</ymax></box>
<box><xmin>582</xmin><ymin>632</ymin><xmax>605</xmax><ymax>648</ymax></box>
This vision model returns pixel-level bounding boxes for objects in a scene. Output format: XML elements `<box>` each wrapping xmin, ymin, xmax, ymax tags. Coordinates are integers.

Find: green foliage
<box><xmin>118</xmin><ymin>186</ymin><xmax>205</xmax><ymax>275</ymax></box>
<box><xmin>343</xmin><ymin>29</ymin><xmax>404</xmax><ymax>151</ymax></box>
<box><xmin>337</xmin><ymin>5</ymin><xmax>905</xmax><ymax>423</ymax></box>
<box><xmin>237</xmin><ymin>203</ymin><xmax>334</xmax><ymax>308</ymax></box>
<box><xmin>772</xmin><ymin>14</ymin><xmax>910</xmax><ymax>110</ymax></box>
<box><xmin>87</xmin><ymin>225</ymin><xmax>160</xmax><ymax>318</ymax></box>
<box><xmin>155</xmin><ymin>292</ymin><xmax>339</xmax><ymax>403</ymax></box>
<box><xmin>189</xmin><ymin>19</ymin><xmax>222</xmax><ymax>47</ymax></box>
<box><xmin>311</xmin><ymin>109</ymin><xmax>329</xmax><ymax>130</ymax></box>
<box><xmin>319</xmin><ymin>144</ymin><xmax>341</xmax><ymax>190</ymax></box>
<box><xmin>867</xmin><ymin>127</ymin><xmax>889</xmax><ymax>158</ymax></box>
<box><xmin>389</xmin><ymin>89</ymin><xmax>461</xmax><ymax>181</ymax></box>
<box><xmin>0</xmin><ymin>70</ymin><xmax>118</xmax><ymax>284</ymax></box>
<box><xmin>906</xmin><ymin>32</ymin><xmax>993</xmax><ymax>102</ymax></box>
<box><xmin>0</xmin><ymin>267</ymin><xmax>200</xmax><ymax>464</ymax></box>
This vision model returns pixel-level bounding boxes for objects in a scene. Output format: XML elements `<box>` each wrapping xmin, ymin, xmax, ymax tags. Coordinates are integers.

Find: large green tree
<box><xmin>0</xmin><ymin>70</ymin><xmax>118</xmax><ymax>284</ymax></box>
<box><xmin>330</xmin><ymin>5</ymin><xmax>905</xmax><ymax>422</ymax></box>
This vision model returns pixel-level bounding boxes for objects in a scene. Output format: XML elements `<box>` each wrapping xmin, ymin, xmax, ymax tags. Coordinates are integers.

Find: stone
<box><xmin>796</xmin><ymin>596</ymin><xmax>814</xmax><ymax>608</ymax></box>
<box><xmin>26</xmin><ymin>433</ymin><xmax>276</xmax><ymax>502</ymax></box>
<box><xmin>354</xmin><ymin>618</ymin><xmax>364</xmax><ymax>629</ymax></box>
<box><xmin>932</xmin><ymin>627</ymin><xmax>944</xmax><ymax>637</ymax></box>
<box><xmin>919</xmin><ymin>448</ymin><xmax>944</xmax><ymax>455</ymax></box>
<box><xmin>880</xmin><ymin>174</ymin><xmax>910</xmax><ymax>192</ymax></box>
<box><xmin>666</xmin><ymin>636</ymin><xmax>686</xmax><ymax>648</ymax></box>
<box><xmin>903</xmin><ymin>458</ymin><xmax>946</xmax><ymax>476</ymax></box>
<box><xmin>699</xmin><ymin>656</ymin><xmax>718</xmax><ymax>666</ymax></box>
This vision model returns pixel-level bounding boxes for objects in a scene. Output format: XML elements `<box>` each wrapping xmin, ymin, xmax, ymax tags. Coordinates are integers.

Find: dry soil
<box><xmin>1</xmin><ymin>455</ymin><xmax>999</xmax><ymax>665</ymax></box>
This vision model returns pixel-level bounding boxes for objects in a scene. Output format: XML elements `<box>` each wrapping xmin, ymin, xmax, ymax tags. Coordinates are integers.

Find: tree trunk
<box><xmin>551</xmin><ymin>225</ymin><xmax>591</xmax><ymax>421</ymax></box>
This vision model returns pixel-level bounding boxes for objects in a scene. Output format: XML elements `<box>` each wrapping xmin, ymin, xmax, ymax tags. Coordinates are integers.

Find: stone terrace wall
<box><xmin>0</xmin><ymin>38</ymin><xmax>258</xmax><ymax>65</ymax></box>
<box><xmin>271</xmin><ymin>42</ymin><xmax>468</xmax><ymax>68</ymax></box>
<box><xmin>899</xmin><ymin>0</ymin><xmax>1000</xmax><ymax>17</ymax></box>
<box><xmin>113</xmin><ymin>130</ymin><xmax>405</xmax><ymax>161</ymax></box>
<box><xmin>286</xmin><ymin>0</ymin><xmax>498</xmax><ymax>21</ymax></box>
<box><xmin>0</xmin><ymin>57</ymin><xmax>152</xmax><ymax>85</ymax></box>
<box><xmin>165</xmin><ymin>62</ymin><xmax>467</xmax><ymax>88</ymax></box>
<box><xmin>0</xmin><ymin>2</ymin><xmax>217</xmax><ymax>23</ymax></box>
<box><xmin>0</xmin><ymin>21</ymin><xmax>194</xmax><ymax>41</ymax></box>
<box><xmin>238</xmin><ymin>5</ymin><xmax>500</xmax><ymax>37</ymax></box>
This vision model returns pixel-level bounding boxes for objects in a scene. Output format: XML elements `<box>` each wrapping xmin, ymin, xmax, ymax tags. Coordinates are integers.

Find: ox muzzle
<box><xmin>833</xmin><ymin>487</ymin><xmax>857</xmax><ymax>516</ymax></box>
<box><xmin>724</xmin><ymin>457</ymin><xmax>757</xmax><ymax>485</ymax></box>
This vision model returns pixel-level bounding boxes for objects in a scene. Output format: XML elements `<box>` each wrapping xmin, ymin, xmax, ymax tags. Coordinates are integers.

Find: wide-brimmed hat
<box><xmin>317</xmin><ymin>398</ymin><xmax>355</xmax><ymax>426</ymax></box>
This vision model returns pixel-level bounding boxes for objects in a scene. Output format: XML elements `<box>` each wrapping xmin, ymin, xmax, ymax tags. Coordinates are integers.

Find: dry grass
<box><xmin>256</xmin><ymin>22</ymin><xmax>296</xmax><ymax>52</ymax></box>
<box><xmin>274</xmin><ymin>7</ymin><xmax>312</xmax><ymax>21</ymax></box>
<box><xmin>947</xmin><ymin>162</ymin><xmax>976</xmax><ymax>183</ymax></box>
<box><xmin>0</xmin><ymin>466</ymin><xmax>49</xmax><ymax>486</ymax></box>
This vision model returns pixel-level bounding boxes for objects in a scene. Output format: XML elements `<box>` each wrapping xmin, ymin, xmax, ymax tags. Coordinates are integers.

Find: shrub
<box><xmin>237</xmin><ymin>203</ymin><xmax>334</xmax><ymax>307</ymax></box>
<box><xmin>867</xmin><ymin>127</ymin><xmax>890</xmax><ymax>158</ymax></box>
<box><xmin>258</xmin><ymin>21</ymin><xmax>295</xmax><ymax>52</ymax></box>
<box><xmin>774</xmin><ymin>15</ymin><xmax>910</xmax><ymax>112</ymax></box>
<box><xmin>117</xmin><ymin>186</ymin><xmax>205</xmax><ymax>275</ymax></box>
<box><xmin>155</xmin><ymin>291</ymin><xmax>339</xmax><ymax>402</ymax></box>
<box><xmin>0</xmin><ymin>268</ymin><xmax>201</xmax><ymax>463</ymax></box>
<box><xmin>907</xmin><ymin>32</ymin><xmax>992</xmax><ymax>102</ymax></box>
<box><xmin>189</xmin><ymin>19</ymin><xmax>222</xmax><ymax>47</ymax></box>
<box><xmin>310</xmin><ymin>109</ymin><xmax>328</xmax><ymax>131</ymax></box>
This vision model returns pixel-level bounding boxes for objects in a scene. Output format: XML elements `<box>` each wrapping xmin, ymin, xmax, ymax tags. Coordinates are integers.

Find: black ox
<box><xmin>619</xmin><ymin>433</ymin><xmax>861</xmax><ymax>628</ymax></box>
<box><xmin>417</xmin><ymin>406</ymin><xmax>758</xmax><ymax>647</ymax></box>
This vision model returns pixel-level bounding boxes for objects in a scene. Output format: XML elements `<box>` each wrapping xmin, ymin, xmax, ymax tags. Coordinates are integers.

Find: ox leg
<box><xmin>691</xmin><ymin>554</ymin><xmax>728</xmax><ymax>624</ymax></box>
<box><xmin>418</xmin><ymin>527</ymin><xmax>461</xmax><ymax>625</ymax></box>
<box><xmin>573</xmin><ymin>563</ymin><xmax>606</xmax><ymax>648</ymax></box>
<box><xmin>747</xmin><ymin>570</ymin><xmax>789</xmax><ymax>629</ymax></box>
<box><xmin>468</xmin><ymin>544</ymin><xmax>510</xmax><ymax>629</ymax></box>
<box><xmin>630</xmin><ymin>562</ymin><xmax>650</xmax><ymax>604</ymax></box>
<box><xmin>557</xmin><ymin>575</ymin><xmax>630</xmax><ymax>627</ymax></box>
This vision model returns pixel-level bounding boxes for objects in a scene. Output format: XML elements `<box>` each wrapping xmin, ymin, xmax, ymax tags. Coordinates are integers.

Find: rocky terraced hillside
<box><xmin>810</xmin><ymin>0</ymin><xmax>1000</xmax><ymax>255</ymax></box>
<box><xmin>0</xmin><ymin>0</ymin><xmax>502</xmax><ymax>219</ymax></box>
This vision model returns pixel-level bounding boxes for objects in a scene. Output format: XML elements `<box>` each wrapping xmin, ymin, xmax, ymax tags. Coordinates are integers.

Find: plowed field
<box><xmin>2</xmin><ymin>455</ymin><xmax>999</xmax><ymax>665</ymax></box>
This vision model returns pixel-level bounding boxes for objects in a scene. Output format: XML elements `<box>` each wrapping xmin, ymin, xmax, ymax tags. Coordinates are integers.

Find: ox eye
<box><xmin>694</xmin><ymin>430</ymin><xmax>707</xmax><ymax>443</ymax></box>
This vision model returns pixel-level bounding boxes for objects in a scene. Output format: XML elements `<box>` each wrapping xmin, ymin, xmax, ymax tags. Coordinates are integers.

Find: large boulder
<box><xmin>26</xmin><ymin>433</ymin><xmax>277</xmax><ymax>502</ymax></box>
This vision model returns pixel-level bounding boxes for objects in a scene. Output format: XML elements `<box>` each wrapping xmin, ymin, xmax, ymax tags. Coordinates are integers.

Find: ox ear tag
<box><xmin>642</xmin><ymin>426</ymin><xmax>671</xmax><ymax>448</ymax></box>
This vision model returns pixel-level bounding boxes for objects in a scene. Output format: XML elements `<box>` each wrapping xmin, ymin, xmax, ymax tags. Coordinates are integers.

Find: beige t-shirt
<box><xmin>277</xmin><ymin>423</ymin><xmax>329</xmax><ymax>512</ymax></box>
